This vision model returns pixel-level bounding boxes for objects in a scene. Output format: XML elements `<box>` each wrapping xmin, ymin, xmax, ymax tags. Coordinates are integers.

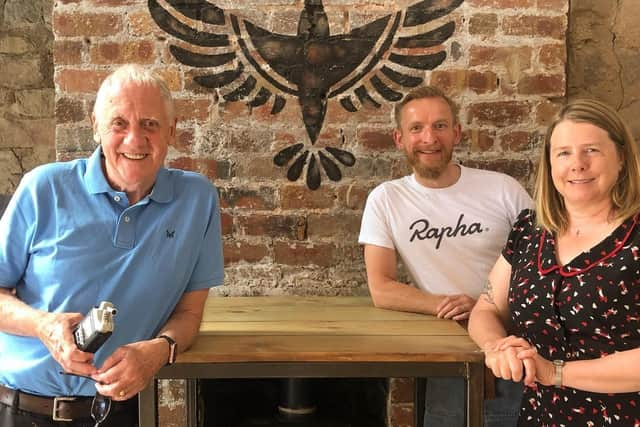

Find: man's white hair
<box><xmin>93</xmin><ymin>64</ymin><xmax>175</xmax><ymax>121</ymax></box>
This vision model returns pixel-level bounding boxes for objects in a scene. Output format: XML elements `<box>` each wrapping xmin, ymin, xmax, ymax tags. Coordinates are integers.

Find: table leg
<box><xmin>186</xmin><ymin>378</ymin><xmax>199</xmax><ymax>427</ymax></box>
<box><xmin>139</xmin><ymin>380</ymin><xmax>158</xmax><ymax>427</ymax></box>
<box><xmin>466</xmin><ymin>362</ymin><xmax>484</xmax><ymax>427</ymax></box>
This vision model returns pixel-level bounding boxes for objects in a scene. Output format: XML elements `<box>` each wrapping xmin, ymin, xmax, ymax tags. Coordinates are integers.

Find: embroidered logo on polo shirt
<box><xmin>409</xmin><ymin>213</ymin><xmax>486</xmax><ymax>249</ymax></box>
<box><xmin>166</xmin><ymin>229</ymin><xmax>175</xmax><ymax>238</ymax></box>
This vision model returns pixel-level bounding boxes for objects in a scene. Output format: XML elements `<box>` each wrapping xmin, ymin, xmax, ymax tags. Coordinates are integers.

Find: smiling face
<box><xmin>393</xmin><ymin>97</ymin><xmax>461</xmax><ymax>187</ymax></box>
<box><xmin>549</xmin><ymin>119</ymin><xmax>623</xmax><ymax>211</ymax></box>
<box><xmin>92</xmin><ymin>81</ymin><xmax>175</xmax><ymax>204</ymax></box>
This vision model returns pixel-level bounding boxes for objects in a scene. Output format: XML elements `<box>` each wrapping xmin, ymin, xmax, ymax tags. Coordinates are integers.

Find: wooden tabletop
<box><xmin>177</xmin><ymin>296</ymin><xmax>483</xmax><ymax>364</ymax></box>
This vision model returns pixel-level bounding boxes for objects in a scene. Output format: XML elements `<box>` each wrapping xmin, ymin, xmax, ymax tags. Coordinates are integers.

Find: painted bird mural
<box><xmin>149</xmin><ymin>0</ymin><xmax>463</xmax><ymax>189</ymax></box>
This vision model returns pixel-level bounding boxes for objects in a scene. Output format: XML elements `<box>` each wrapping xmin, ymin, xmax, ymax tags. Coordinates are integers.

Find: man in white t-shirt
<box><xmin>358</xmin><ymin>86</ymin><xmax>532</xmax><ymax>426</ymax></box>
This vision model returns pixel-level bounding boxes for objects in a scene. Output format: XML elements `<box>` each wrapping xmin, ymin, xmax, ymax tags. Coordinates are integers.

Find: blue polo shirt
<box><xmin>0</xmin><ymin>147</ymin><xmax>224</xmax><ymax>396</ymax></box>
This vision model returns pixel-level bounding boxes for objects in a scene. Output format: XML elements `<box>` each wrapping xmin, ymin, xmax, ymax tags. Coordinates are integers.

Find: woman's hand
<box><xmin>516</xmin><ymin>347</ymin><xmax>555</xmax><ymax>387</ymax></box>
<box><xmin>484</xmin><ymin>335</ymin><xmax>536</xmax><ymax>384</ymax></box>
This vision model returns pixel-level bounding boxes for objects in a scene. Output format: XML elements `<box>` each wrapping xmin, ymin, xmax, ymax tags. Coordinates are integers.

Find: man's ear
<box><xmin>91</xmin><ymin>112</ymin><xmax>100</xmax><ymax>144</ymax></box>
<box><xmin>393</xmin><ymin>128</ymin><xmax>403</xmax><ymax>149</ymax></box>
<box><xmin>168</xmin><ymin>118</ymin><xmax>177</xmax><ymax>144</ymax></box>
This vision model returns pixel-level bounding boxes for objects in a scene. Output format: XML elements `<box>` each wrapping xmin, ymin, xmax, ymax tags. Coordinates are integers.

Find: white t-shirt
<box><xmin>358</xmin><ymin>165</ymin><xmax>532</xmax><ymax>298</ymax></box>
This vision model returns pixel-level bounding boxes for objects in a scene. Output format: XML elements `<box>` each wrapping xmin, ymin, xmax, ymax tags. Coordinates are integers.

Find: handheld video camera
<box><xmin>73</xmin><ymin>301</ymin><xmax>117</xmax><ymax>353</ymax></box>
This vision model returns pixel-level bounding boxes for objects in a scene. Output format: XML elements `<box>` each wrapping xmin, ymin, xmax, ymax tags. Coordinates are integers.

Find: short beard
<box><xmin>405</xmin><ymin>149</ymin><xmax>452</xmax><ymax>180</ymax></box>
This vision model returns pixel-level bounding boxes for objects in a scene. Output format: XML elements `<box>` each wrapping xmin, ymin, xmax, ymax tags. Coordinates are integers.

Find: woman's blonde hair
<box><xmin>534</xmin><ymin>98</ymin><xmax>640</xmax><ymax>233</ymax></box>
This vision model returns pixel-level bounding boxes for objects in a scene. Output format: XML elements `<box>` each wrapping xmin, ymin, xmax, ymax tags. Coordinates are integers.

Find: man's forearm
<box><xmin>0</xmin><ymin>287</ymin><xmax>49</xmax><ymax>338</ymax></box>
<box><xmin>369</xmin><ymin>279</ymin><xmax>444</xmax><ymax>315</ymax></box>
<box><xmin>154</xmin><ymin>289</ymin><xmax>208</xmax><ymax>355</ymax></box>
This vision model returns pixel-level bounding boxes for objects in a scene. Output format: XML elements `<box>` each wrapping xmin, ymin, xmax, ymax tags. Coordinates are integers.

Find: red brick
<box><xmin>325</xmin><ymin>97</ymin><xmax>392</xmax><ymax>125</ymax></box>
<box><xmin>167</xmin><ymin>157</ymin><xmax>229</xmax><ymax>181</ymax></box>
<box><xmin>87</xmin><ymin>0</ymin><xmax>138</xmax><ymax>5</ymax></box>
<box><xmin>517</xmin><ymin>74</ymin><xmax>565</xmax><ymax>95</ymax></box>
<box><xmin>53</xmin><ymin>12</ymin><xmax>122</xmax><ymax>37</ymax></box>
<box><xmin>536</xmin><ymin>0</ymin><xmax>567</xmax><ymax>11</ymax></box>
<box><xmin>171</xmin><ymin>129</ymin><xmax>194</xmax><ymax>153</ymax></box>
<box><xmin>55</xmin><ymin>97</ymin><xmax>85</xmax><ymax>123</ymax></box>
<box><xmin>336</xmin><ymin>184</ymin><xmax>373</xmax><ymax>211</ymax></box>
<box><xmin>358</xmin><ymin>129</ymin><xmax>394</xmax><ymax>150</ymax></box>
<box><xmin>307</xmin><ymin>213</ymin><xmax>361</xmax><ymax>238</ymax></box>
<box><xmin>157</xmin><ymin>380</ymin><xmax>187</xmax><ymax>427</ymax></box>
<box><xmin>467</xmin><ymin>0</ymin><xmax>534</xmax><ymax>7</ymax></box>
<box><xmin>469</xmin><ymin>46</ymin><xmax>532</xmax><ymax>68</ymax></box>
<box><xmin>53</xmin><ymin>40</ymin><xmax>83</xmax><ymax>65</ymax></box>
<box><xmin>224</xmin><ymin>241</ymin><xmax>269</xmax><ymax>264</ymax></box>
<box><xmin>90</xmin><ymin>41</ymin><xmax>155</xmax><ymax>65</ymax></box>
<box><xmin>389</xmin><ymin>378</ymin><xmax>415</xmax><ymax>404</ymax></box>
<box><xmin>220</xmin><ymin>187</ymin><xmax>276</xmax><ymax>210</ymax></box>
<box><xmin>501</xmin><ymin>131</ymin><xmax>535</xmax><ymax>151</ymax></box>
<box><xmin>237</xmin><ymin>156</ymin><xmax>284</xmax><ymax>181</ymax></box>
<box><xmin>236</xmin><ymin>215</ymin><xmax>306</xmax><ymax>240</ymax></box>
<box><xmin>539</xmin><ymin>43</ymin><xmax>566</xmax><ymax>68</ymax></box>
<box><xmin>462</xmin><ymin>129</ymin><xmax>495</xmax><ymax>151</ymax></box>
<box><xmin>280</xmin><ymin>185</ymin><xmax>336</xmax><ymax>210</ymax></box>
<box><xmin>503</xmin><ymin>15</ymin><xmax>566</xmax><ymax>39</ymax></box>
<box><xmin>55</xmin><ymin>69</ymin><xmax>110</xmax><ymax>93</ymax></box>
<box><xmin>313</xmin><ymin>127</ymin><xmax>342</xmax><ymax>149</ymax></box>
<box><xmin>468</xmin><ymin>101</ymin><xmax>531</xmax><ymax>126</ymax></box>
<box><xmin>128</xmin><ymin>10</ymin><xmax>165</xmax><ymax>37</ymax></box>
<box><xmin>388</xmin><ymin>404</ymin><xmax>414</xmax><ymax>427</ymax></box>
<box><xmin>251</xmin><ymin>97</ymin><xmax>301</xmax><ymax>125</ymax></box>
<box><xmin>174</xmin><ymin>98</ymin><xmax>211</xmax><ymax>122</ymax></box>
<box><xmin>220</xmin><ymin>212</ymin><xmax>233</xmax><ymax>236</ymax></box>
<box><xmin>273</xmin><ymin>242</ymin><xmax>335</xmax><ymax>267</ymax></box>
<box><xmin>432</xmin><ymin>70</ymin><xmax>498</xmax><ymax>95</ymax></box>
<box><xmin>155</xmin><ymin>68</ymin><xmax>182</xmax><ymax>92</ymax></box>
<box><xmin>468</xmin><ymin>13</ymin><xmax>498</xmax><ymax>36</ymax></box>
<box><xmin>536</xmin><ymin>100</ymin><xmax>563</xmax><ymax>126</ymax></box>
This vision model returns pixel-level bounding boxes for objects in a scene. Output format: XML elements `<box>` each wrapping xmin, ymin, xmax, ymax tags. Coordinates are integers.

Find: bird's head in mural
<box><xmin>149</xmin><ymin>0</ymin><xmax>463</xmax><ymax>189</ymax></box>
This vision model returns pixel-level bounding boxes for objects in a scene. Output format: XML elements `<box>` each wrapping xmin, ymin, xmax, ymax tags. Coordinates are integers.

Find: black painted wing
<box><xmin>148</xmin><ymin>0</ymin><xmax>291</xmax><ymax>113</ymax></box>
<box><xmin>331</xmin><ymin>0</ymin><xmax>464</xmax><ymax>112</ymax></box>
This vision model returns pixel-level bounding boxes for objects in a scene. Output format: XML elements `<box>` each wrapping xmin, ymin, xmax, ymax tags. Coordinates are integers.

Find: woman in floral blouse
<box><xmin>469</xmin><ymin>99</ymin><xmax>640</xmax><ymax>426</ymax></box>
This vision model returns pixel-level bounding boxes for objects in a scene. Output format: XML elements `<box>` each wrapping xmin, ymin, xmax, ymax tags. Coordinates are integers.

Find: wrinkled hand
<box><xmin>484</xmin><ymin>336</ymin><xmax>536</xmax><ymax>385</ymax></box>
<box><xmin>516</xmin><ymin>347</ymin><xmax>555</xmax><ymax>387</ymax></box>
<box><xmin>36</xmin><ymin>312</ymin><xmax>96</xmax><ymax>376</ymax></box>
<box><xmin>436</xmin><ymin>294</ymin><xmax>476</xmax><ymax>320</ymax></box>
<box><xmin>92</xmin><ymin>341</ymin><xmax>165</xmax><ymax>401</ymax></box>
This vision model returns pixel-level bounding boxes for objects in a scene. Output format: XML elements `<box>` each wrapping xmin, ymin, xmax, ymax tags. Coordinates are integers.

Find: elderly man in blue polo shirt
<box><xmin>0</xmin><ymin>64</ymin><xmax>224</xmax><ymax>425</ymax></box>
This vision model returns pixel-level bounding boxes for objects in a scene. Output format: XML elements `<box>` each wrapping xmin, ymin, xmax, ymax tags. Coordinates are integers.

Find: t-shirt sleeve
<box><xmin>0</xmin><ymin>172</ymin><xmax>38</xmax><ymax>288</ymax></box>
<box><xmin>502</xmin><ymin>175</ymin><xmax>533</xmax><ymax>227</ymax></box>
<box><xmin>186</xmin><ymin>184</ymin><xmax>224</xmax><ymax>291</ymax></box>
<box><xmin>501</xmin><ymin>208</ymin><xmax>535</xmax><ymax>265</ymax></box>
<box><xmin>358</xmin><ymin>185</ymin><xmax>395</xmax><ymax>249</ymax></box>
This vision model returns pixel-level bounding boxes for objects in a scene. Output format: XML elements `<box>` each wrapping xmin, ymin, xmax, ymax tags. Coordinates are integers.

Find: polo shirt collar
<box><xmin>84</xmin><ymin>146</ymin><xmax>174</xmax><ymax>204</ymax></box>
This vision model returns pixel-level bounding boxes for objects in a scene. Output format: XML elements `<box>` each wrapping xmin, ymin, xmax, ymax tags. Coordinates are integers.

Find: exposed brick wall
<box><xmin>50</xmin><ymin>3</ymin><xmax>567</xmax><ymax>423</ymax></box>
<box><xmin>5</xmin><ymin>0</ymin><xmax>640</xmax><ymax>426</ymax></box>
<box><xmin>51</xmin><ymin>1</ymin><xmax>566</xmax><ymax>301</ymax></box>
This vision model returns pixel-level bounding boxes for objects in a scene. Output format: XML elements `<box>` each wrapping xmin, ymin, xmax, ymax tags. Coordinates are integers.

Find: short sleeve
<box><xmin>358</xmin><ymin>185</ymin><xmax>395</xmax><ymax>249</ymax></box>
<box><xmin>186</xmin><ymin>184</ymin><xmax>224</xmax><ymax>291</ymax></box>
<box><xmin>0</xmin><ymin>172</ymin><xmax>38</xmax><ymax>288</ymax></box>
<box><xmin>502</xmin><ymin>208</ymin><xmax>535</xmax><ymax>265</ymax></box>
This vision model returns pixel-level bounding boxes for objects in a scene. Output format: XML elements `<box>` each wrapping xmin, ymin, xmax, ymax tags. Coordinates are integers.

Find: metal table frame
<box><xmin>138</xmin><ymin>361</ymin><xmax>484</xmax><ymax>427</ymax></box>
